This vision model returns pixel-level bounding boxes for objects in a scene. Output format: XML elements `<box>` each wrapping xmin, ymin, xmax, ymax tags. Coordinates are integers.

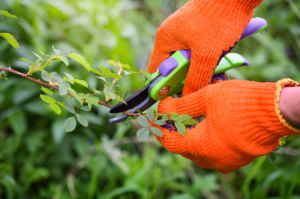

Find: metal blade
<box><xmin>109</xmin><ymin>95</ymin><xmax>156</xmax><ymax>124</ymax></box>
<box><xmin>109</xmin><ymin>76</ymin><xmax>160</xmax><ymax>113</ymax></box>
<box><xmin>109</xmin><ymin>83</ymin><xmax>150</xmax><ymax>113</ymax></box>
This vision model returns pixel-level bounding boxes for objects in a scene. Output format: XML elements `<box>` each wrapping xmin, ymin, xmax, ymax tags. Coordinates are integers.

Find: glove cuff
<box><xmin>275</xmin><ymin>79</ymin><xmax>300</xmax><ymax>133</ymax></box>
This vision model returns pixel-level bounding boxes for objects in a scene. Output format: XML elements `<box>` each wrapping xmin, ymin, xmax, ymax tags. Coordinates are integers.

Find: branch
<box><xmin>0</xmin><ymin>66</ymin><xmax>145</xmax><ymax>117</ymax></box>
<box><xmin>0</xmin><ymin>66</ymin><xmax>64</xmax><ymax>91</ymax></box>
<box><xmin>113</xmin><ymin>72</ymin><xmax>140</xmax><ymax>85</ymax></box>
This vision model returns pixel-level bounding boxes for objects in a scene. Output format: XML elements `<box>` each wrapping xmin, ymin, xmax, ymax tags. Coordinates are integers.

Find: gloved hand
<box><xmin>148</xmin><ymin>0</ymin><xmax>263</xmax><ymax>96</ymax></box>
<box><xmin>151</xmin><ymin>79</ymin><xmax>300</xmax><ymax>174</ymax></box>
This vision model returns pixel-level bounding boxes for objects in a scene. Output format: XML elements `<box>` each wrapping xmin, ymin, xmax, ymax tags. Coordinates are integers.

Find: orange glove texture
<box><xmin>151</xmin><ymin>79</ymin><xmax>300</xmax><ymax>174</ymax></box>
<box><xmin>148</xmin><ymin>0</ymin><xmax>263</xmax><ymax>96</ymax></box>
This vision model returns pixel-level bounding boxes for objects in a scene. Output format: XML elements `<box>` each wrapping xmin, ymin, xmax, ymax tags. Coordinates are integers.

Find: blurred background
<box><xmin>1</xmin><ymin>0</ymin><xmax>300</xmax><ymax>198</ymax></box>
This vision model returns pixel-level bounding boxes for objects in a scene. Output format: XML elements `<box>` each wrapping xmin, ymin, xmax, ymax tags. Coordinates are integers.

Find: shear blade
<box><xmin>109</xmin><ymin>95</ymin><xmax>156</xmax><ymax>124</ymax></box>
<box><xmin>109</xmin><ymin>82</ymin><xmax>151</xmax><ymax>113</ymax></box>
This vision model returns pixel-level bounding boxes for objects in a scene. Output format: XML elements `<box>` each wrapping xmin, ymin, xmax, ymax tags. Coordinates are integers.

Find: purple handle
<box><xmin>159</xmin><ymin>50</ymin><xmax>191</xmax><ymax>77</ymax></box>
<box><xmin>159</xmin><ymin>57</ymin><xmax>179</xmax><ymax>77</ymax></box>
<box><xmin>239</xmin><ymin>18</ymin><xmax>267</xmax><ymax>41</ymax></box>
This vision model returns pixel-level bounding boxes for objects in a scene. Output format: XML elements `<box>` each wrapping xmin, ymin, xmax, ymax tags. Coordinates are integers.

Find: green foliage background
<box><xmin>1</xmin><ymin>0</ymin><xmax>300</xmax><ymax>198</ymax></box>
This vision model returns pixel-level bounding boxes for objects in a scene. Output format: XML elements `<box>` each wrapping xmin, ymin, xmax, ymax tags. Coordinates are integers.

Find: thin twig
<box><xmin>75</xmin><ymin>105</ymin><xmax>82</xmax><ymax>115</ymax></box>
<box><xmin>113</xmin><ymin>72</ymin><xmax>140</xmax><ymax>85</ymax></box>
<box><xmin>0</xmin><ymin>66</ymin><xmax>146</xmax><ymax>116</ymax></box>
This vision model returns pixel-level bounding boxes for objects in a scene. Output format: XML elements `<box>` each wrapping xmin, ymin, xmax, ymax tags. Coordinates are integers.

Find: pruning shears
<box><xmin>109</xmin><ymin>18</ymin><xmax>267</xmax><ymax>124</ymax></box>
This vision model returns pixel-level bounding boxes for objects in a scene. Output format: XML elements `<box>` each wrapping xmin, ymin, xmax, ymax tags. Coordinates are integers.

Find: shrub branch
<box><xmin>0</xmin><ymin>66</ymin><xmax>145</xmax><ymax>117</ymax></box>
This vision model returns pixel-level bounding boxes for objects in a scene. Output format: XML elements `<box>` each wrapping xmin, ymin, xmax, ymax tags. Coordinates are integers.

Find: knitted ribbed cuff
<box><xmin>275</xmin><ymin>79</ymin><xmax>300</xmax><ymax>133</ymax></box>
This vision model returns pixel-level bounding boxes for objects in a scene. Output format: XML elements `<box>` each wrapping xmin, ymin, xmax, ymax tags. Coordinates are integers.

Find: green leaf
<box><xmin>41</xmin><ymin>71</ymin><xmax>51</xmax><ymax>82</ymax></box>
<box><xmin>146</xmin><ymin>109</ymin><xmax>154</xmax><ymax>122</ymax></box>
<box><xmin>0</xmin><ymin>33</ymin><xmax>19</xmax><ymax>49</ymax></box>
<box><xmin>137</xmin><ymin>116</ymin><xmax>150</xmax><ymax>128</ymax></box>
<box><xmin>137</xmin><ymin>128</ymin><xmax>150</xmax><ymax>140</ymax></box>
<box><xmin>40</xmin><ymin>51</ymin><xmax>47</xmax><ymax>56</ymax></box>
<box><xmin>64</xmin><ymin>117</ymin><xmax>77</xmax><ymax>132</ymax></box>
<box><xmin>140</xmin><ymin>68</ymin><xmax>152</xmax><ymax>80</ymax></box>
<box><xmin>64</xmin><ymin>101</ymin><xmax>76</xmax><ymax>114</ymax></box>
<box><xmin>60</xmin><ymin>80</ymin><xmax>71</xmax><ymax>88</ymax></box>
<box><xmin>66</xmin><ymin>88</ymin><xmax>82</xmax><ymax>104</ymax></box>
<box><xmin>60</xmin><ymin>56</ymin><xmax>69</xmax><ymax>66</ymax></box>
<box><xmin>41</xmin><ymin>87</ymin><xmax>53</xmax><ymax>95</ymax></box>
<box><xmin>52</xmin><ymin>45</ymin><xmax>61</xmax><ymax>55</ymax></box>
<box><xmin>97</xmin><ymin>77</ymin><xmax>106</xmax><ymax>82</ymax></box>
<box><xmin>92</xmin><ymin>88</ymin><xmax>102</xmax><ymax>94</ymax></box>
<box><xmin>74</xmin><ymin>79</ymin><xmax>88</xmax><ymax>88</ymax></box>
<box><xmin>32</xmin><ymin>52</ymin><xmax>43</xmax><ymax>60</ymax></box>
<box><xmin>0</xmin><ymin>10</ymin><xmax>17</xmax><ymax>19</ymax></box>
<box><xmin>162</xmin><ymin>115</ymin><xmax>169</xmax><ymax>121</ymax></box>
<box><xmin>78</xmin><ymin>93</ymin><xmax>86</xmax><ymax>99</ymax></box>
<box><xmin>114</xmin><ymin>92</ymin><xmax>127</xmax><ymax>105</ymax></box>
<box><xmin>40</xmin><ymin>94</ymin><xmax>56</xmax><ymax>104</ymax></box>
<box><xmin>57</xmin><ymin>101</ymin><xmax>66</xmax><ymax>109</ymax></box>
<box><xmin>280</xmin><ymin>137</ymin><xmax>286</xmax><ymax>146</ymax></box>
<box><xmin>86</xmin><ymin>96</ymin><xmax>99</xmax><ymax>107</ymax></box>
<box><xmin>154</xmin><ymin>120</ymin><xmax>166</xmax><ymax>125</ymax></box>
<box><xmin>266</xmin><ymin>153</ymin><xmax>276</xmax><ymax>164</ymax></box>
<box><xmin>76</xmin><ymin>114</ymin><xmax>89</xmax><ymax>127</ymax></box>
<box><xmin>51</xmin><ymin>104</ymin><xmax>61</xmax><ymax>115</ymax></box>
<box><xmin>91</xmin><ymin>69</ymin><xmax>104</xmax><ymax>76</ymax></box>
<box><xmin>150</xmin><ymin>127</ymin><xmax>163</xmax><ymax>137</ymax></box>
<box><xmin>69</xmin><ymin>53</ymin><xmax>91</xmax><ymax>71</ymax></box>
<box><xmin>19</xmin><ymin>58</ymin><xmax>34</xmax><ymax>64</ymax></box>
<box><xmin>182</xmin><ymin>119</ymin><xmax>199</xmax><ymax>126</ymax></box>
<box><xmin>51</xmin><ymin>56</ymin><xmax>63</xmax><ymax>61</ymax></box>
<box><xmin>199</xmin><ymin>116</ymin><xmax>207</xmax><ymax>121</ymax></box>
<box><xmin>58</xmin><ymin>83</ymin><xmax>67</xmax><ymax>96</ymax></box>
<box><xmin>63</xmin><ymin>73</ymin><xmax>73</xmax><ymax>83</ymax></box>
<box><xmin>100</xmin><ymin>66</ymin><xmax>112</xmax><ymax>76</ymax></box>
<box><xmin>63</xmin><ymin>77</ymin><xmax>73</xmax><ymax>84</ymax></box>
<box><xmin>106</xmin><ymin>73</ymin><xmax>122</xmax><ymax>79</ymax></box>
<box><xmin>50</xmin><ymin>72</ymin><xmax>61</xmax><ymax>82</ymax></box>
<box><xmin>0</xmin><ymin>71</ymin><xmax>8</xmax><ymax>80</ymax></box>
<box><xmin>80</xmin><ymin>106</ymin><xmax>91</xmax><ymax>111</ymax></box>
<box><xmin>103</xmin><ymin>87</ymin><xmax>115</xmax><ymax>99</ymax></box>
<box><xmin>121</xmin><ymin>64</ymin><xmax>130</xmax><ymax>69</ymax></box>
<box><xmin>123</xmin><ymin>91</ymin><xmax>130</xmax><ymax>99</ymax></box>
<box><xmin>107</xmin><ymin>60</ymin><xmax>119</xmax><ymax>66</ymax></box>
<box><xmin>176</xmin><ymin>114</ymin><xmax>193</xmax><ymax>123</ymax></box>
<box><xmin>170</xmin><ymin>114</ymin><xmax>179</xmax><ymax>121</ymax></box>
<box><xmin>175</xmin><ymin>122</ymin><xmax>186</xmax><ymax>137</ymax></box>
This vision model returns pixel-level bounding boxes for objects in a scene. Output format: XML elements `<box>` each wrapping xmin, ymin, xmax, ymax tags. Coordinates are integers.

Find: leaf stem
<box><xmin>113</xmin><ymin>72</ymin><xmax>140</xmax><ymax>85</ymax></box>
<box><xmin>75</xmin><ymin>105</ymin><xmax>81</xmax><ymax>115</ymax></box>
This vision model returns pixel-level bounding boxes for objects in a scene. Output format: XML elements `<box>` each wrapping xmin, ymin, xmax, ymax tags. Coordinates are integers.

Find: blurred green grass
<box><xmin>1</xmin><ymin>0</ymin><xmax>300</xmax><ymax>198</ymax></box>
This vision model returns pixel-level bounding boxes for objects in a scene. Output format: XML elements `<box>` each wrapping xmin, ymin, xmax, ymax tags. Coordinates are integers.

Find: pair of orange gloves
<box><xmin>147</xmin><ymin>0</ymin><xmax>300</xmax><ymax>174</ymax></box>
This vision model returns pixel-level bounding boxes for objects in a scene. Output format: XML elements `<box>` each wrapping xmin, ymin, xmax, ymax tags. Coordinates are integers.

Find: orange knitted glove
<box><xmin>148</xmin><ymin>0</ymin><xmax>263</xmax><ymax>96</ymax></box>
<box><xmin>151</xmin><ymin>79</ymin><xmax>300</xmax><ymax>174</ymax></box>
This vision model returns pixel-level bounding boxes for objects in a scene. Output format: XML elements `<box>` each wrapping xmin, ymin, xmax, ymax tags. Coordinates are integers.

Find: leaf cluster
<box><xmin>135</xmin><ymin>107</ymin><xmax>200</xmax><ymax>140</ymax></box>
